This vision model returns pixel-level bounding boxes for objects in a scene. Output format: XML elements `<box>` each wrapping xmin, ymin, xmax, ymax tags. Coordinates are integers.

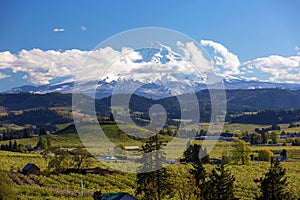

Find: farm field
<box><xmin>1</xmin><ymin>122</ymin><xmax>300</xmax><ymax>199</ymax></box>
<box><xmin>1</xmin><ymin>139</ymin><xmax>300</xmax><ymax>199</ymax></box>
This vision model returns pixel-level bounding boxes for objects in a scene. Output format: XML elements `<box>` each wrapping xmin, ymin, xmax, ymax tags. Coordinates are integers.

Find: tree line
<box><xmin>231</xmin><ymin>109</ymin><xmax>300</xmax><ymax>125</ymax></box>
<box><xmin>0</xmin><ymin>108</ymin><xmax>72</xmax><ymax>126</ymax></box>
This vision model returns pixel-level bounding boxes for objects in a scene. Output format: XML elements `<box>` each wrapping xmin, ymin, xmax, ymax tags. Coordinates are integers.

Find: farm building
<box><xmin>22</xmin><ymin>163</ymin><xmax>40</xmax><ymax>175</ymax></box>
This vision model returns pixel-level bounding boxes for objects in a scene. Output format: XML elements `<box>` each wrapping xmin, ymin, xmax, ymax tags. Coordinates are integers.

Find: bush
<box><xmin>258</xmin><ymin>149</ymin><xmax>274</xmax><ymax>162</ymax></box>
<box><xmin>270</xmin><ymin>132</ymin><xmax>279</xmax><ymax>144</ymax></box>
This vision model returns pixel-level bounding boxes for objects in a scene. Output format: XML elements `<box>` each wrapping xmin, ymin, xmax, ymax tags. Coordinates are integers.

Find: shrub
<box><xmin>258</xmin><ymin>149</ymin><xmax>274</xmax><ymax>162</ymax></box>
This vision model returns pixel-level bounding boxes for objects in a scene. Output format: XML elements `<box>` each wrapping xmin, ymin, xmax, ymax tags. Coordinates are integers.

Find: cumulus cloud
<box><xmin>81</xmin><ymin>26</ymin><xmax>87</xmax><ymax>31</ymax></box>
<box><xmin>53</xmin><ymin>28</ymin><xmax>64</xmax><ymax>32</ymax></box>
<box><xmin>1</xmin><ymin>40</ymin><xmax>300</xmax><ymax>85</ymax></box>
<box><xmin>243</xmin><ymin>55</ymin><xmax>300</xmax><ymax>83</ymax></box>
<box><xmin>200</xmin><ymin>40</ymin><xmax>300</xmax><ymax>83</ymax></box>
<box><xmin>0</xmin><ymin>48</ymin><xmax>122</xmax><ymax>84</ymax></box>
<box><xmin>201</xmin><ymin>40</ymin><xmax>240</xmax><ymax>75</ymax></box>
<box><xmin>0</xmin><ymin>41</ymin><xmax>218</xmax><ymax>85</ymax></box>
<box><xmin>177</xmin><ymin>41</ymin><xmax>215</xmax><ymax>73</ymax></box>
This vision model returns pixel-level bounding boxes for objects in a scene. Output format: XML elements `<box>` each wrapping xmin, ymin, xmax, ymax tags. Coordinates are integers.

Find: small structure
<box><xmin>22</xmin><ymin>163</ymin><xmax>40</xmax><ymax>175</ymax></box>
<box><xmin>124</xmin><ymin>146</ymin><xmax>140</xmax><ymax>151</ymax></box>
<box><xmin>100</xmin><ymin>192</ymin><xmax>137</xmax><ymax>200</ymax></box>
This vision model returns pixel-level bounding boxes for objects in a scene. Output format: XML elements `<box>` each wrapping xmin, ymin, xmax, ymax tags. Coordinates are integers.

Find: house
<box><xmin>96</xmin><ymin>192</ymin><xmax>137</xmax><ymax>200</ymax></box>
<box><xmin>22</xmin><ymin>163</ymin><xmax>40</xmax><ymax>175</ymax></box>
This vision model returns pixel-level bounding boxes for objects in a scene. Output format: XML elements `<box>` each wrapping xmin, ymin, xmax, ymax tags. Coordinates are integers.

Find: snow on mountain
<box><xmin>5</xmin><ymin>44</ymin><xmax>300</xmax><ymax>99</ymax></box>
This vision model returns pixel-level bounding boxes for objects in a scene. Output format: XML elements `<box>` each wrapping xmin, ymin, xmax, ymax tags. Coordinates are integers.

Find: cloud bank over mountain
<box><xmin>0</xmin><ymin>40</ymin><xmax>300</xmax><ymax>85</ymax></box>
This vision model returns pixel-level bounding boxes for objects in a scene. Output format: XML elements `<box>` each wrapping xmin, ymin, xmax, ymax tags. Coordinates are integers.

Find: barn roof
<box><xmin>23</xmin><ymin>163</ymin><xmax>39</xmax><ymax>170</ymax></box>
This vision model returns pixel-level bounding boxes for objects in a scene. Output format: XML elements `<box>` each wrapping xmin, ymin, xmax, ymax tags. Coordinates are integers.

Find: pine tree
<box><xmin>136</xmin><ymin>134</ymin><xmax>173</xmax><ymax>200</ymax></box>
<box><xmin>255</xmin><ymin>158</ymin><xmax>293</xmax><ymax>200</ymax></box>
<box><xmin>189</xmin><ymin>144</ymin><xmax>207</xmax><ymax>199</ymax></box>
<box><xmin>8</xmin><ymin>140</ymin><xmax>12</xmax><ymax>151</ymax></box>
<box><xmin>12</xmin><ymin>140</ymin><xmax>18</xmax><ymax>152</ymax></box>
<box><xmin>204</xmin><ymin>163</ymin><xmax>237</xmax><ymax>200</ymax></box>
<box><xmin>39</xmin><ymin>127</ymin><xmax>47</xmax><ymax>136</ymax></box>
<box><xmin>37</xmin><ymin>137</ymin><xmax>48</xmax><ymax>150</ymax></box>
<box><xmin>261</xmin><ymin>132</ymin><xmax>268</xmax><ymax>144</ymax></box>
<box><xmin>181</xmin><ymin>143</ymin><xmax>209</xmax><ymax>164</ymax></box>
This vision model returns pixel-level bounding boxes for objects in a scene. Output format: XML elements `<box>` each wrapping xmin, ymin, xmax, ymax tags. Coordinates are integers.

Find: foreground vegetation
<box><xmin>1</xmin><ymin>119</ymin><xmax>300</xmax><ymax>199</ymax></box>
<box><xmin>1</xmin><ymin>143</ymin><xmax>300</xmax><ymax>199</ymax></box>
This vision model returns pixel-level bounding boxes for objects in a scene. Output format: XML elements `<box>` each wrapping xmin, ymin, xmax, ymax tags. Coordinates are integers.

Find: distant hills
<box><xmin>2</xmin><ymin>88</ymin><xmax>300</xmax><ymax>113</ymax></box>
<box><xmin>2</xmin><ymin>88</ymin><xmax>300</xmax><ymax>128</ymax></box>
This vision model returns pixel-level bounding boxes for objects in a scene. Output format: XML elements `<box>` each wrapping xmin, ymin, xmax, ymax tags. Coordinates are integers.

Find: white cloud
<box><xmin>1</xmin><ymin>40</ymin><xmax>300</xmax><ymax>85</ymax></box>
<box><xmin>243</xmin><ymin>55</ymin><xmax>300</xmax><ymax>83</ymax></box>
<box><xmin>0</xmin><ymin>72</ymin><xmax>10</xmax><ymax>79</ymax></box>
<box><xmin>0</xmin><ymin>51</ymin><xmax>17</xmax><ymax>69</ymax></box>
<box><xmin>200</xmin><ymin>40</ymin><xmax>241</xmax><ymax>77</ymax></box>
<box><xmin>0</xmin><ymin>48</ymin><xmax>121</xmax><ymax>84</ymax></box>
<box><xmin>177</xmin><ymin>41</ymin><xmax>215</xmax><ymax>73</ymax></box>
<box><xmin>0</xmin><ymin>42</ymin><xmax>214</xmax><ymax>86</ymax></box>
<box><xmin>81</xmin><ymin>26</ymin><xmax>87</xmax><ymax>31</ymax></box>
<box><xmin>53</xmin><ymin>28</ymin><xmax>64</xmax><ymax>32</ymax></box>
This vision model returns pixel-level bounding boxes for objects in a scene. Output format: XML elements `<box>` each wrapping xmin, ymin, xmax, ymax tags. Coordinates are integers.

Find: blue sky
<box><xmin>0</xmin><ymin>0</ymin><xmax>300</xmax><ymax>91</ymax></box>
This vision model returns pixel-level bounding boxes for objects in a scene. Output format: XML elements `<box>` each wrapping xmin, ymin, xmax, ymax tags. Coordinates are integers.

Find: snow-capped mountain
<box><xmin>5</xmin><ymin>45</ymin><xmax>300</xmax><ymax>99</ymax></box>
<box><xmin>6</xmin><ymin>79</ymin><xmax>300</xmax><ymax>100</ymax></box>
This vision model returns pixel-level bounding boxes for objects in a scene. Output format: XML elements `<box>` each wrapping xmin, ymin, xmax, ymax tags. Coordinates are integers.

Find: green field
<box><xmin>1</xmin><ymin>123</ymin><xmax>300</xmax><ymax>199</ymax></box>
<box><xmin>1</xmin><ymin>150</ymin><xmax>300</xmax><ymax>200</ymax></box>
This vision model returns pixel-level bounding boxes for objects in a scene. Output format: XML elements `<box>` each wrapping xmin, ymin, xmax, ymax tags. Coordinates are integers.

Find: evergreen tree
<box><xmin>280</xmin><ymin>149</ymin><xmax>287</xmax><ymax>160</ymax></box>
<box><xmin>189</xmin><ymin>144</ymin><xmax>207</xmax><ymax>199</ymax></box>
<box><xmin>136</xmin><ymin>134</ymin><xmax>173</xmax><ymax>200</ymax></box>
<box><xmin>255</xmin><ymin>158</ymin><xmax>293</xmax><ymax>200</ymax></box>
<box><xmin>181</xmin><ymin>143</ymin><xmax>209</xmax><ymax>164</ymax></box>
<box><xmin>8</xmin><ymin>140</ymin><xmax>12</xmax><ymax>151</ymax></box>
<box><xmin>12</xmin><ymin>140</ymin><xmax>18</xmax><ymax>152</ymax></box>
<box><xmin>39</xmin><ymin>127</ymin><xmax>47</xmax><ymax>136</ymax></box>
<box><xmin>261</xmin><ymin>132</ymin><xmax>268</xmax><ymax>144</ymax></box>
<box><xmin>37</xmin><ymin>137</ymin><xmax>48</xmax><ymax>150</ymax></box>
<box><xmin>204</xmin><ymin>163</ymin><xmax>237</xmax><ymax>200</ymax></box>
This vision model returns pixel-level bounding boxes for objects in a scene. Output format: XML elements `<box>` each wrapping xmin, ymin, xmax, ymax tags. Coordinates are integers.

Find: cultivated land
<box><xmin>1</xmin><ymin>122</ymin><xmax>300</xmax><ymax>199</ymax></box>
